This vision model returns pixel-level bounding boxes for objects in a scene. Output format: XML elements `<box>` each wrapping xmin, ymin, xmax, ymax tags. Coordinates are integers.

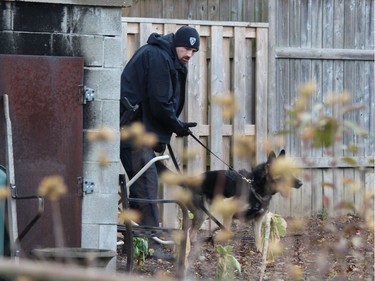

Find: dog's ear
<box><xmin>278</xmin><ymin>149</ymin><xmax>286</xmax><ymax>158</ymax></box>
<box><xmin>267</xmin><ymin>151</ymin><xmax>276</xmax><ymax>163</ymax></box>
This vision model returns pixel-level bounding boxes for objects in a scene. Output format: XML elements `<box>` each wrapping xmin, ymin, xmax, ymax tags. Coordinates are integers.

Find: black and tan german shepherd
<box><xmin>158</xmin><ymin>149</ymin><xmax>303</xmax><ymax>249</ymax></box>
<box><xmin>176</xmin><ymin>150</ymin><xmax>302</xmax><ymax>250</ymax></box>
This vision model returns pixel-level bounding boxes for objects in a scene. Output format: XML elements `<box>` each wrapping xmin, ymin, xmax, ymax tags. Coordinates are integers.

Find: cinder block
<box><xmin>83</xmin><ymin>131</ymin><xmax>102</xmax><ymax>162</ymax></box>
<box><xmin>13</xmin><ymin>2</ymin><xmax>67</xmax><ymax>33</ymax></box>
<box><xmin>81</xmin><ymin>223</ymin><xmax>99</xmax><ymax>248</ymax></box>
<box><xmin>0</xmin><ymin>32</ymin><xmax>15</xmax><ymax>53</ymax></box>
<box><xmin>104</xmin><ymin>36</ymin><xmax>122</xmax><ymax>68</ymax></box>
<box><xmin>99</xmin><ymin>224</ymin><xmax>117</xmax><ymax>251</ymax></box>
<box><xmin>79</xmin><ymin>35</ymin><xmax>104</xmax><ymax>66</ymax></box>
<box><xmin>84</xmin><ymin>67</ymin><xmax>121</xmax><ymax>100</ymax></box>
<box><xmin>53</xmin><ymin>34</ymin><xmax>103</xmax><ymax>66</ymax></box>
<box><xmin>0</xmin><ymin>3</ymin><xmax>12</xmax><ymax>31</ymax></box>
<box><xmin>83</xmin><ymin>100</ymin><xmax>103</xmax><ymax>130</ymax></box>
<box><xmin>81</xmin><ymin>193</ymin><xmax>118</xmax><ymax>224</ymax></box>
<box><xmin>4</xmin><ymin>32</ymin><xmax>52</xmax><ymax>55</ymax></box>
<box><xmin>52</xmin><ymin>34</ymin><xmax>81</xmax><ymax>57</ymax></box>
<box><xmin>82</xmin><ymin>129</ymin><xmax>120</xmax><ymax>163</ymax></box>
<box><xmin>83</xmin><ymin>161</ymin><xmax>121</xmax><ymax>194</ymax></box>
<box><xmin>102</xmin><ymin>100</ymin><xmax>120</xmax><ymax>130</ymax></box>
<box><xmin>71</xmin><ymin>6</ymin><xmax>121</xmax><ymax>36</ymax></box>
<box><xmin>101</xmin><ymin>134</ymin><xmax>120</xmax><ymax>162</ymax></box>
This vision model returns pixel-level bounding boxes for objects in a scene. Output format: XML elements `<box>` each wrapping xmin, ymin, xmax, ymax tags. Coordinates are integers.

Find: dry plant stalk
<box><xmin>38</xmin><ymin>175</ymin><xmax>67</xmax><ymax>248</ymax></box>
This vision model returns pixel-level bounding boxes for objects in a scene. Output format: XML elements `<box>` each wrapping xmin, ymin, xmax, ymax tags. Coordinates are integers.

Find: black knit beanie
<box><xmin>174</xmin><ymin>26</ymin><xmax>200</xmax><ymax>51</ymax></box>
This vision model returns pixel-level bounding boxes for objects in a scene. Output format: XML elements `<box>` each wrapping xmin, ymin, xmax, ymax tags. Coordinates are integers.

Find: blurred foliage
<box><xmin>133</xmin><ymin>237</ymin><xmax>148</xmax><ymax>269</ymax></box>
<box><xmin>215</xmin><ymin>244</ymin><xmax>241</xmax><ymax>281</ymax></box>
<box><xmin>260</xmin><ymin>213</ymin><xmax>287</xmax><ymax>262</ymax></box>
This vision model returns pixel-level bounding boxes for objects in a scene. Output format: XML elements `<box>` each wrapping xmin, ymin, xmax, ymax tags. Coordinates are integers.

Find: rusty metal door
<box><xmin>0</xmin><ymin>55</ymin><xmax>84</xmax><ymax>256</ymax></box>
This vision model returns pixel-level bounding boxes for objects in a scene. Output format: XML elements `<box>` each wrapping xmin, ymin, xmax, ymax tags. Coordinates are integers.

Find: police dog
<box><xmin>176</xmin><ymin>149</ymin><xmax>303</xmax><ymax>250</ymax></box>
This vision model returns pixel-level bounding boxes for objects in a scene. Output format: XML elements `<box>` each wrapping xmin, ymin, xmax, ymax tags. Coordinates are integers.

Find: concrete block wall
<box><xmin>0</xmin><ymin>1</ymin><xmax>125</xmax><ymax>269</ymax></box>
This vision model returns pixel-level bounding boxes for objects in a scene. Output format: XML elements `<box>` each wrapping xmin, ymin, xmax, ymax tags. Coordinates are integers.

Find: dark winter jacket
<box><xmin>120</xmin><ymin>32</ymin><xmax>188</xmax><ymax>144</ymax></box>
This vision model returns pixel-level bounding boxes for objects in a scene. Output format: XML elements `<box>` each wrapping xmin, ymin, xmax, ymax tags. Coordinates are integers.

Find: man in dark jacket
<box><xmin>120</xmin><ymin>26</ymin><xmax>200</xmax><ymax>261</ymax></box>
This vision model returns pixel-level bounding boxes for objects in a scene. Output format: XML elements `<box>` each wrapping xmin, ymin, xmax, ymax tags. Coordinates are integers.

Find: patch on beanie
<box><xmin>189</xmin><ymin>37</ymin><xmax>197</xmax><ymax>46</ymax></box>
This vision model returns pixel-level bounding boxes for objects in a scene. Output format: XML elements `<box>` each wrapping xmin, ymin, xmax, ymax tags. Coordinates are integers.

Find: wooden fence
<box><xmin>121</xmin><ymin>0</ymin><xmax>375</xmax><ymax>221</ymax></box>
<box><xmin>268</xmin><ymin>0</ymin><xmax>375</xmax><ymax>218</ymax></box>
<box><xmin>122</xmin><ymin>0</ymin><xmax>268</xmax><ymax>22</ymax></box>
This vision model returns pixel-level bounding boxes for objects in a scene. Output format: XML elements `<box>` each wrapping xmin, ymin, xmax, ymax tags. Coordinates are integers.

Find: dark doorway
<box><xmin>0</xmin><ymin>55</ymin><xmax>84</xmax><ymax>256</ymax></box>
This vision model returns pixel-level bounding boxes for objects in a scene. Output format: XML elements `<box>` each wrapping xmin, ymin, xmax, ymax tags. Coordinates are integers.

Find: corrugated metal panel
<box><xmin>0</xmin><ymin>54</ymin><xmax>84</xmax><ymax>256</ymax></box>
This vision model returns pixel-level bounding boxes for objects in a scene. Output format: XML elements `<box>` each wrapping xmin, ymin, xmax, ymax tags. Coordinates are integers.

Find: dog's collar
<box><xmin>241</xmin><ymin>176</ymin><xmax>253</xmax><ymax>184</ymax></box>
<box><xmin>242</xmin><ymin>176</ymin><xmax>271</xmax><ymax>203</ymax></box>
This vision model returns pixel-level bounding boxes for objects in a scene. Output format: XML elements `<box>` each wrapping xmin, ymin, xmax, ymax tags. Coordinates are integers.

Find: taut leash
<box><xmin>167</xmin><ymin>143</ymin><xmax>181</xmax><ymax>173</ymax></box>
<box><xmin>188</xmin><ymin>131</ymin><xmax>254</xmax><ymax>185</ymax></box>
<box><xmin>188</xmin><ymin>131</ymin><xmax>234</xmax><ymax>171</ymax></box>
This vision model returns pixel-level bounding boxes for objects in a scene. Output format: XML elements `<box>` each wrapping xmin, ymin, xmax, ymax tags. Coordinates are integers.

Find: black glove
<box><xmin>176</xmin><ymin>122</ymin><xmax>197</xmax><ymax>137</ymax></box>
<box><xmin>153</xmin><ymin>143</ymin><xmax>166</xmax><ymax>153</ymax></box>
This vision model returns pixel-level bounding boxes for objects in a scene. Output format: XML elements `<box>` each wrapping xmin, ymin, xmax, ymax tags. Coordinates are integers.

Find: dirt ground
<box><xmin>117</xmin><ymin>214</ymin><xmax>374</xmax><ymax>281</ymax></box>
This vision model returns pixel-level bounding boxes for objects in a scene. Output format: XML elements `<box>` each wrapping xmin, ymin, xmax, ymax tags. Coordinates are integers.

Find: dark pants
<box><xmin>120</xmin><ymin>145</ymin><xmax>160</xmax><ymax>227</ymax></box>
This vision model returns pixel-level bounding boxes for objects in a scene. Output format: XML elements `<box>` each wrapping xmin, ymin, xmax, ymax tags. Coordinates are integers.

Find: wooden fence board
<box><xmin>210</xmin><ymin>25</ymin><xmax>226</xmax><ymax>170</ymax></box>
<box><xmin>333</xmin><ymin>0</ymin><xmax>344</xmax><ymax>48</ymax></box>
<box><xmin>233</xmin><ymin>26</ymin><xmax>249</xmax><ymax>170</ymax></box>
<box><xmin>312</xmin><ymin>169</ymin><xmax>324</xmax><ymax>215</ymax></box>
<box><xmin>186</xmin><ymin>25</ymin><xmax>205</xmax><ymax>175</ymax></box>
<box><xmin>365</xmin><ymin>0</ymin><xmax>375</xmax><ymax>48</ymax></box>
<box><xmin>255</xmin><ymin>27</ymin><xmax>268</xmax><ymax>162</ymax></box>
<box><xmin>364</xmin><ymin>167</ymin><xmax>375</xmax><ymax>215</ymax></box>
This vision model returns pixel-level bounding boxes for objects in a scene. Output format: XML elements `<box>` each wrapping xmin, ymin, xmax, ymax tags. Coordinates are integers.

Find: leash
<box><xmin>188</xmin><ymin>131</ymin><xmax>254</xmax><ymax>185</ymax></box>
<box><xmin>188</xmin><ymin>132</ymin><xmax>234</xmax><ymax>172</ymax></box>
<box><xmin>167</xmin><ymin>143</ymin><xmax>181</xmax><ymax>173</ymax></box>
<box><xmin>188</xmin><ymin>131</ymin><xmax>272</xmax><ymax>204</ymax></box>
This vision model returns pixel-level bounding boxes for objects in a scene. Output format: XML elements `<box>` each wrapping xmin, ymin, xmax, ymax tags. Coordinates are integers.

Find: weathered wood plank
<box><xmin>231</xmin><ymin>0</ymin><xmax>243</xmax><ymax>21</ymax></box>
<box><xmin>364</xmin><ymin>61</ymin><xmax>374</xmax><ymax>156</ymax></box>
<box><xmin>322</xmin><ymin>169</ymin><xmax>336</xmax><ymax>216</ymax></box>
<box><xmin>121</xmin><ymin>21</ymin><xmax>128</xmax><ymax>68</ymax></box>
<box><xmin>300</xmin><ymin>0</ymin><xmax>311</xmax><ymax>47</ymax></box>
<box><xmin>290</xmin><ymin>156</ymin><xmax>375</xmax><ymax>169</ymax></box>
<box><xmin>208</xmin><ymin>0</ymin><xmax>221</xmax><ymax>21</ymax></box>
<box><xmin>311</xmin><ymin>0</ymin><xmax>323</xmax><ymax>48</ymax></box>
<box><xmin>289</xmin><ymin>0</ymin><xmax>300</xmax><ymax>47</ymax></box>
<box><xmin>122</xmin><ymin>16</ymin><xmax>269</xmax><ymax>28</ymax></box>
<box><xmin>141</xmin><ymin>0</ymin><xmax>162</xmax><ymax>17</ymax></box>
<box><xmin>222</xmin><ymin>36</ymin><xmax>231</xmax><ymax>166</ymax></box>
<box><xmin>186</xmin><ymin>25</ymin><xmax>205</xmax><ymax>175</ymax></box>
<box><xmin>311</xmin><ymin>169</ymin><xmax>324</xmax><ymax>216</ymax></box>
<box><xmin>210</xmin><ymin>25</ymin><xmax>226</xmax><ymax>170</ymax></box>
<box><xmin>267</xmin><ymin>0</ymin><xmax>277</xmax><ymax>146</ymax></box>
<box><xmin>365</xmin><ymin>0</ymin><xmax>375</xmax><ymax>49</ymax></box>
<box><xmin>233</xmin><ymin>26</ymin><xmax>249</xmax><ymax>170</ymax></box>
<box><xmin>255</xmin><ymin>27</ymin><xmax>268</xmax><ymax>162</ymax></box>
<box><xmin>288</xmin><ymin>0</ymin><xmax>301</xmax><ymax>156</ymax></box>
<box><xmin>139</xmin><ymin>22</ymin><xmax>153</xmax><ymax>46</ymax></box>
<box><xmin>275</xmin><ymin>48</ymin><xmax>375</xmax><ymax>60</ymax></box>
<box><xmin>323</xmin><ymin>0</ymin><xmax>334</xmax><ymax>48</ymax></box>
<box><xmin>344</xmin><ymin>0</ymin><xmax>356</xmax><ymax>49</ymax></box>
<box><xmin>333</xmin><ymin>0</ymin><xmax>344</xmax><ymax>48</ymax></box>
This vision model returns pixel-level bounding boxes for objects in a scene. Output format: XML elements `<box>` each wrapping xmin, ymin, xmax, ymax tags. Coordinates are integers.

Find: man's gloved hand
<box><xmin>176</xmin><ymin>122</ymin><xmax>197</xmax><ymax>137</ymax></box>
